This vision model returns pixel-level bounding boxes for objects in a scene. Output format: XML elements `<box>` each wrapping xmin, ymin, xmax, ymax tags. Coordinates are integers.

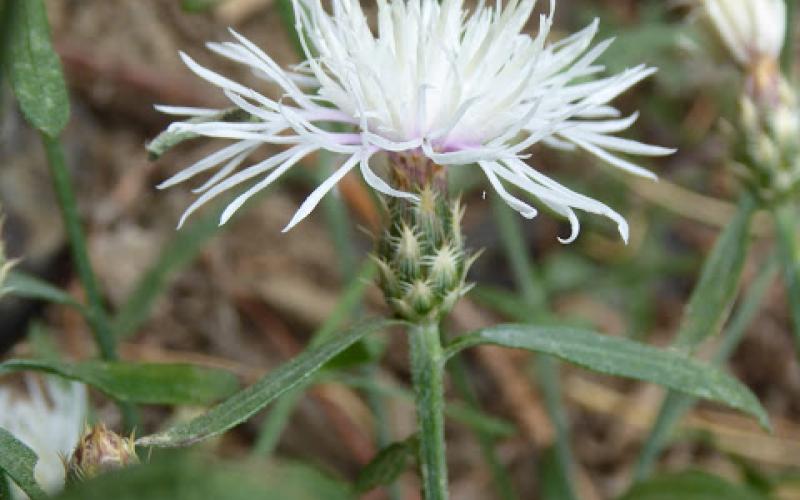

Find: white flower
<box><xmin>157</xmin><ymin>0</ymin><xmax>673</xmax><ymax>243</ymax></box>
<box><xmin>703</xmin><ymin>0</ymin><xmax>786</xmax><ymax>67</ymax></box>
<box><xmin>0</xmin><ymin>376</ymin><xmax>87</xmax><ymax>499</ymax></box>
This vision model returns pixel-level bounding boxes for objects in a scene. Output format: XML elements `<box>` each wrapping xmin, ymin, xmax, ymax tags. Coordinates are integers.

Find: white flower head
<box><xmin>158</xmin><ymin>0</ymin><xmax>673</xmax><ymax>243</ymax></box>
<box><xmin>702</xmin><ymin>0</ymin><xmax>786</xmax><ymax>67</ymax></box>
<box><xmin>0</xmin><ymin>376</ymin><xmax>87</xmax><ymax>499</ymax></box>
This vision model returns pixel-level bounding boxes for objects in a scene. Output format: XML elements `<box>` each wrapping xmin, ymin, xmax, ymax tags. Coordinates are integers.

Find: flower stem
<box><xmin>41</xmin><ymin>133</ymin><xmax>139</xmax><ymax>430</ymax></box>
<box><xmin>409</xmin><ymin>320</ymin><xmax>448</xmax><ymax>500</ymax></box>
<box><xmin>41</xmin><ymin>134</ymin><xmax>117</xmax><ymax>360</ymax></box>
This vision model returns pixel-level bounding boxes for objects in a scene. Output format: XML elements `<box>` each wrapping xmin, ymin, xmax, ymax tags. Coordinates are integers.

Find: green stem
<box><xmin>409</xmin><ymin>320</ymin><xmax>448</xmax><ymax>500</ymax></box>
<box><xmin>41</xmin><ymin>134</ymin><xmax>138</xmax><ymax>430</ymax></box>
<box><xmin>41</xmin><ymin>135</ymin><xmax>116</xmax><ymax>360</ymax></box>
<box><xmin>783</xmin><ymin>0</ymin><xmax>795</xmax><ymax>78</ymax></box>
<box><xmin>773</xmin><ymin>203</ymin><xmax>800</xmax><ymax>350</ymax></box>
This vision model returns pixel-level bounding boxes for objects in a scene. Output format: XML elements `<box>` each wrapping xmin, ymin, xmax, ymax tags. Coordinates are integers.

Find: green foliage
<box><xmin>180</xmin><ymin>0</ymin><xmax>219</xmax><ymax>13</ymax></box>
<box><xmin>5</xmin><ymin>0</ymin><xmax>69</xmax><ymax>137</ymax></box>
<box><xmin>3</xmin><ymin>271</ymin><xmax>84</xmax><ymax>310</ymax></box>
<box><xmin>635</xmin><ymin>255</ymin><xmax>779</xmax><ymax>479</ymax></box>
<box><xmin>538</xmin><ymin>446</ymin><xmax>573</xmax><ymax>500</ymax></box>
<box><xmin>0</xmin><ymin>359</ymin><xmax>238</xmax><ymax>405</ymax></box>
<box><xmin>147</xmin><ymin>108</ymin><xmax>251</xmax><ymax>160</ymax></box>
<box><xmin>620</xmin><ymin>470</ymin><xmax>767</xmax><ymax>500</ymax></box>
<box><xmin>137</xmin><ymin>319</ymin><xmax>398</xmax><ymax>448</ymax></box>
<box><xmin>774</xmin><ymin>203</ymin><xmax>800</xmax><ymax>347</ymax></box>
<box><xmin>56</xmin><ymin>455</ymin><xmax>353</xmax><ymax>500</ymax></box>
<box><xmin>674</xmin><ymin>194</ymin><xmax>756</xmax><ymax>351</ymax></box>
<box><xmin>0</xmin><ymin>427</ymin><xmax>46</xmax><ymax>500</ymax></box>
<box><xmin>445</xmin><ymin>324</ymin><xmax>769</xmax><ymax>428</ymax></box>
<box><xmin>356</xmin><ymin>436</ymin><xmax>418</xmax><ymax>493</ymax></box>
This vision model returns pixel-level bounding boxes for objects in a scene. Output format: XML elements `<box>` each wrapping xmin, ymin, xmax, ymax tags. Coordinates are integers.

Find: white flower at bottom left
<box><xmin>0</xmin><ymin>375</ymin><xmax>87</xmax><ymax>499</ymax></box>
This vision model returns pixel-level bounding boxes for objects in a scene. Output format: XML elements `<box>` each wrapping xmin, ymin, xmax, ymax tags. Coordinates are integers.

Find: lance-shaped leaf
<box><xmin>6</xmin><ymin>0</ymin><xmax>70</xmax><ymax>137</ymax></box>
<box><xmin>356</xmin><ymin>436</ymin><xmax>418</xmax><ymax>493</ymax></box>
<box><xmin>3</xmin><ymin>271</ymin><xmax>84</xmax><ymax>310</ymax></box>
<box><xmin>634</xmin><ymin>255</ymin><xmax>779</xmax><ymax>480</ymax></box>
<box><xmin>444</xmin><ymin>325</ymin><xmax>769</xmax><ymax>429</ymax></box>
<box><xmin>0</xmin><ymin>360</ymin><xmax>238</xmax><ymax>405</ymax></box>
<box><xmin>674</xmin><ymin>194</ymin><xmax>756</xmax><ymax>351</ymax></box>
<box><xmin>0</xmin><ymin>427</ymin><xmax>46</xmax><ymax>500</ymax></box>
<box><xmin>137</xmin><ymin>319</ymin><xmax>397</xmax><ymax>448</ymax></box>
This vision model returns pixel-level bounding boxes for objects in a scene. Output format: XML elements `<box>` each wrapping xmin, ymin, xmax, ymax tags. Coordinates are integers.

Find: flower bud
<box><xmin>702</xmin><ymin>0</ymin><xmax>786</xmax><ymax>103</ymax></box>
<box><xmin>67</xmin><ymin>424</ymin><xmax>138</xmax><ymax>483</ymax></box>
<box><xmin>732</xmin><ymin>80</ymin><xmax>800</xmax><ymax>203</ymax></box>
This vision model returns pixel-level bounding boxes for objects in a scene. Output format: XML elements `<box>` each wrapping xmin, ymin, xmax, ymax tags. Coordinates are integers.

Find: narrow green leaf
<box><xmin>6</xmin><ymin>0</ymin><xmax>69</xmax><ymax>137</ymax></box>
<box><xmin>3</xmin><ymin>271</ymin><xmax>83</xmax><ymax>310</ymax></box>
<box><xmin>1</xmin><ymin>473</ymin><xmax>12</xmax><ymax>500</ymax></box>
<box><xmin>252</xmin><ymin>260</ymin><xmax>377</xmax><ymax>457</ymax></box>
<box><xmin>635</xmin><ymin>256</ymin><xmax>779</xmax><ymax>479</ymax></box>
<box><xmin>356</xmin><ymin>436</ymin><xmax>417</xmax><ymax>493</ymax></box>
<box><xmin>0</xmin><ymin>427</ymin><xmax>46</xmax><ymax>500</ymax></box>
<box><xmin>147</xmin><ymin>108</ymin><xmax>250</xmax><ymax>160</ymax></box>
<box><xmin>538</xmin><ymin>446</ymin><xmax>573</xmax><ymax>500</ymax></box>
<box><xmin>674</xmin><ymin>194</ymin><xmax>756</xmax><ymax>351</ymax></box>
<box><xmin>445</xmin><ymin>325</ymin><xmax>769</xmax><ymax>428</ymax></box>
<box><xmin>137</xmin><ymin>319</ymin><xmax>397</xmax><ymax>448</ymax></box>
<box><xmin>112</xmin><ymin>211</ymin><xmax>221</xmax><ymax>338</ymax></box>
<box><xmin>0</xmin><ymin>359</ymin><xmax>238</xmax><ymax>405</ymax></box>
<box><xmin>180</xmin><ymin>0</ymin><xmax>219</xmax><ymax>13</ymax></box>
<box><xmin>620</xmin><ymin>470</ymin><xmax>767</xmax><ymax>500</ymax></box>
<box><xmin>773</xmin><ymin>203</ymin><xmax>800</xmax><ymax>349</ymax></box>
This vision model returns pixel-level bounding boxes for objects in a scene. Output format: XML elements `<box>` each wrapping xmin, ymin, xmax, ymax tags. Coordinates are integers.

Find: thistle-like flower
<box><xmin>156</xmin><ymin>0</ymin><xmax>672</xmax><ymax>243</ymax></box>
<box><xmin>0</xmin><ymin>376</ymin><xmax>87</xmax><ymax>499</ymax></box>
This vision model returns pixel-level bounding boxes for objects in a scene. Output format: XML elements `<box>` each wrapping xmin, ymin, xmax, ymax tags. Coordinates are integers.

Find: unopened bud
<box><xmin>733</xmin><ymin>80</ymin><xmax>800</xmax><ymax>204</ymax></box>
<box><xmin>702</xmin><ymin>0</ymin><xmax>786</xmax><ymax>71</ymax></box>
<box><xmin>67</xmin><ymin>424</ymin><xmax>138</xmax><ymax>483</ymax></box>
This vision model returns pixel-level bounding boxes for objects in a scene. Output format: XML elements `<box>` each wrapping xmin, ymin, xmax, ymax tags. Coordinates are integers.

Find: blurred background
<box><xmin>1</xmin><ymin>0</ymin><xmax>799</xmax><ymax>498</ymax></box>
